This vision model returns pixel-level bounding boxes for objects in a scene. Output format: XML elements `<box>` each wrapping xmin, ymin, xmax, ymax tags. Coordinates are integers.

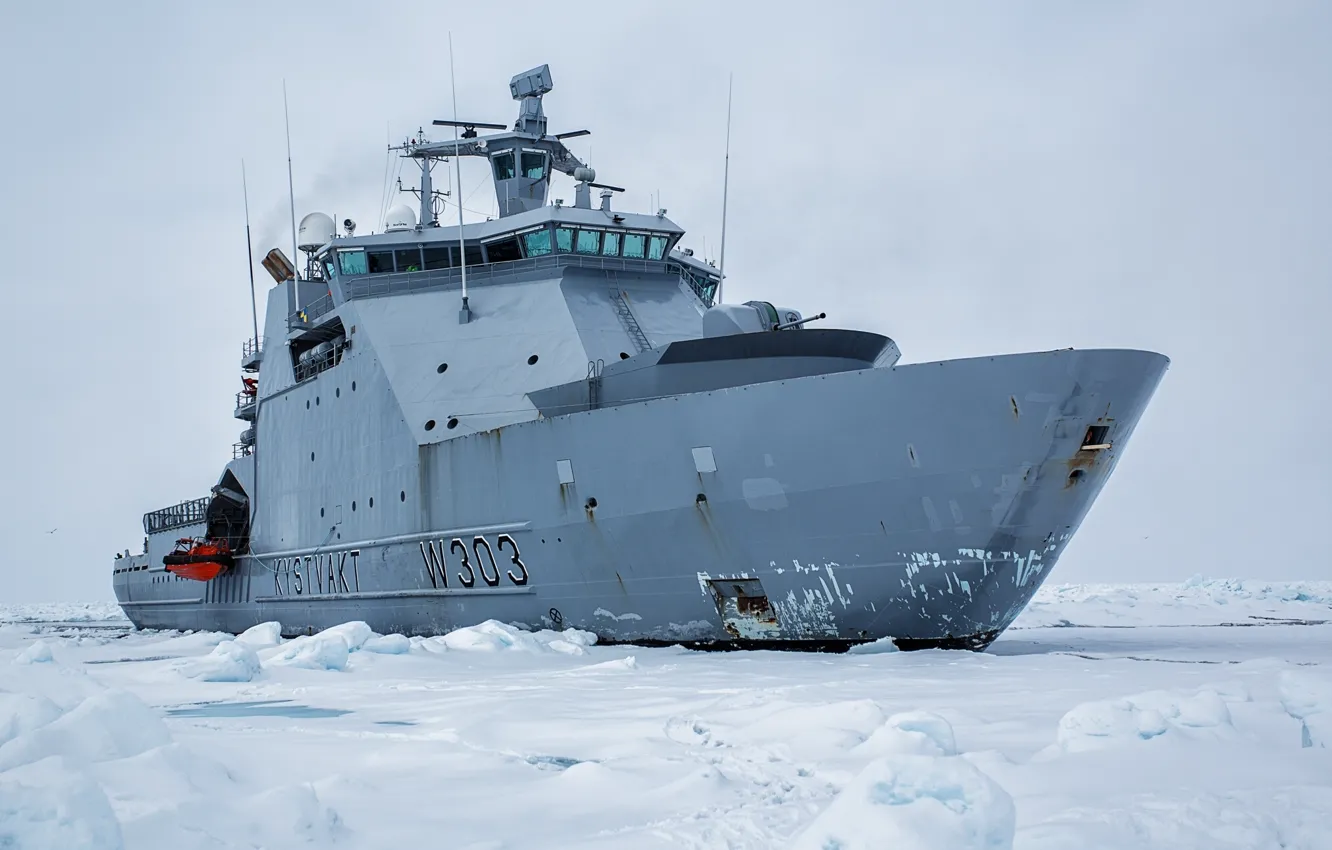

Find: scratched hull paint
<box><xmin>117</xmin><ymin>347</ymin><xmax>1167</xmax><ymax>650</ymax></box>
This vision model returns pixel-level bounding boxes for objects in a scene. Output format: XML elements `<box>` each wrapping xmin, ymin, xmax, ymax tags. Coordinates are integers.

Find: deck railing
<box><xmin>142</xmin><ymin>497</ymin><xmax>210</xmax><ymax>535</ymax></box>
<box><xmin>293</xmin><ymin>339</ymin><xmax>347</xmax><ymax>383</ymax></box>
<box><xmin>286</xmin><ymin>253</ymin><xmax>718</xmax><ymax>328</ymax></box>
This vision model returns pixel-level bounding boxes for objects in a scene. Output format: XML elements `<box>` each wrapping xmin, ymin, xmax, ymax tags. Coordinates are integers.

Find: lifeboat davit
<box><xmin>163</xmin><ymin>538</ymin><xmax>234</xmax><ymax>581</ymax></box>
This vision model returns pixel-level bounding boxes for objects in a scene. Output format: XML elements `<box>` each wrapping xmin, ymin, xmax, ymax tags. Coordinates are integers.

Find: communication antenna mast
<box><xmin>449</xmin><ymin>32</ymin><xmax>471</xmax><ymax>324</ymax></box>
<box><xmin>283</xmin><ymin>81</ymin><xmax>300</xmax><ymax>316</ymax></box>
<box><xmin>716</xmin><ymin>73</ymin><xmax>733</xmax><ymax>305</ymax></box>
<box><xmin>241</xmin><ymin>161</ymin><xmax>259</xmax><ymax>344</ymax></box>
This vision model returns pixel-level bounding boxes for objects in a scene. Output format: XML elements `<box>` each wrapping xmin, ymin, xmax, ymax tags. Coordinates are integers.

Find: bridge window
<box><xmin>492</xmin><ymin>151</ymin><xmax>515</xmax><ymax>181</ymax></box>
<box><xmin>484</xmin><ymin>236</ymin><xmax>522</xmax><ymax>263</ymax></box>
<box><xmin>338</xmin><ymin>250</ymin><xmax>367</xmax><ymax>276</ymax></box>
<box><xmin>395</xmin><ymin>247</ymin><xmax>422</xmax><ymax>272</ymax></box>
<box><xmin>601</xmin><ymin>232</ymin><xmax>620</xmax><ymax>256</ymax></box>
<box><xmin>555</xmin><ymin>227</ymin><xmax>573</xmax><ymax>253</ymax></box>
<box><xmin>521</xmin><ymin>150</ymin><xmax>547</xmax><ymax>180</ymax></box>
<box><xmin>648</xmin><ymin>235</ymin><xmax>668</xmax><ymax>261</ymax></box>
<box><xmin>367</xmin><ymin>250</ymin><xmax>394</xmax><ymax>274</ymax></box>
<box><xmin>422</xmin><ymin>246</ymin><xmax>452</xmax><ymax>270</ymax></box>
<box><xmin>622</xmin><ymin>233</ymin><xmax>646</xmax><ymax>259</ymax></box>
<box><xmin>575</xmin><ymin>230</ymin><xmax>600</xmax><ymax>254</ymax></box>
<box><xmin>322</xmin><ymin>258</ymin><xmax>336</xmax><ymax>279</ymax></box>
<box><xmin>524</xmin><ymin>229</ymin><xmax>553</xmax><ymax>256</ymax></box>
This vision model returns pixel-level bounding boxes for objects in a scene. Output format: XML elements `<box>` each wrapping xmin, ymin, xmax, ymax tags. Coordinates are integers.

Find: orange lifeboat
<box><xmin>163</xmin><ymin>538</ymin><xmax>233</xmax><ymax>581</ymax></box>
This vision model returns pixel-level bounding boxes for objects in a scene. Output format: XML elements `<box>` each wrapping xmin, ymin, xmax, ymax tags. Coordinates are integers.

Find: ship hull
<box><xmin>116</xmin><ymin>347</ymin><xmax>1167</xmax><ymax>650</ymax></box>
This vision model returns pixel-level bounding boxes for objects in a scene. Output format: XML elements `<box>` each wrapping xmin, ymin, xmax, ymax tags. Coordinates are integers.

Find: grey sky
<box><xmin>1</xmin><ymin>1</ymin><xmax>1327</xmax><ymax>602</ymax></box>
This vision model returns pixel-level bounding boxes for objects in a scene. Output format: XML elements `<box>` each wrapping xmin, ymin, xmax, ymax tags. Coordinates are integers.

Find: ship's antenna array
<box><xmin>241</xmin><ymin>161</ymin><xmax>260</xmax><ymax>345</ymax></box>
<box><xmin>448</xmin><ymin>32</ymin><xmax>470</xmax><ymax>324</ymax></box>
<box><xmin>716</xmin><ymin>73</ymin><xmax>733</xmax><ymax>305</ymax></box>
<box><xmin>283</xmin><ymin>81</ymin><xmax>300</xmax><ymax>316</ymax></box>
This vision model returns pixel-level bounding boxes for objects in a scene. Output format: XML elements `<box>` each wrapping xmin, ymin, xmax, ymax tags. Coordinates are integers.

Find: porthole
<box><xmin>316</xmin><ymin>396</ymin><xmax>320</xmax><ymax>406</ymax></box>
<box><xmin>527</xmin><ymin>354</ymin><xmax>539</xmax><ymax>365</ymax></box>
<box><xmin>320</xmin><ymin>507</ymin><xmax>325</xmax><ymax>518</ymax></box>
<box><xmin>336</xmin><ymin>387</ymin><xmax>341</xmax><ymax>398</ymax></box>
<box><xmin>425</xmin><ymin>419</ymin><xmax>436</xmax><ymax>431</ymax></box>
<box><xmin>400</xmin><ymin>491</ymin><xmax>406</xmax><ymax>502</ymax></box>
<box><xmin>352</xmin><ymin>381</ymin><xmax>357</xmax><ymax>391</ymax></box>
<box><xmin>369</xmin><ymin>497</ymin><xmax>374</xmax><ymax>508</ymax></box>
<box><xmin>437</xmin><ymin>363</ymin><xmax>448</xmax><ymax>374</ymax></box>
<box><xmin>306</xmin><ymin>400</ymin><xmax>310</xmax><ymax>410</ymax></box>
<box><xmin>311</xmin><ymin>452</ymin><xmax>315</xmax><ymax>462</ymax></box>
<box><xmin>447</xmin><ymin>417</ymin><xmax>459</xmax><ymax>429</ymax></box>
<box><xmin>352</xmin><ymin>501</ymin><xmax>357</xmax><ymax>511</ymax></box>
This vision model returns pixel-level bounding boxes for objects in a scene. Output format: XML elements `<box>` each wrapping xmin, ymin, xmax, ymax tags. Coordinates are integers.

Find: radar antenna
<box><xmin>432</xmin><ymin>118</ymin><xmax>505</xmax><ymax>139</ymax></box>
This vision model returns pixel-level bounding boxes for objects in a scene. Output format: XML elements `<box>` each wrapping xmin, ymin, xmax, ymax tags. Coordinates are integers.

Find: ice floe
<box><xmin>175</xmin><ymin>640</ymin><xmax>261</xmax><ymax>683</ymax></box>
<box><xmin>1050</xmin><ymin>687</ymin><xmax>1236</xmax><ymax>754</ymax></box>
<box><xmin>789</xmin><ymin>754</ymin><xmax>1015</xmax><ymax>850</ymax></box>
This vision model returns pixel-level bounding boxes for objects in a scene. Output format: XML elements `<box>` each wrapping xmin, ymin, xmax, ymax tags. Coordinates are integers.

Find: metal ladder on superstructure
<box><xmin>607</xmin><ymin>271</ymin><xmax>651</xmax><ymax>354</ymax></box>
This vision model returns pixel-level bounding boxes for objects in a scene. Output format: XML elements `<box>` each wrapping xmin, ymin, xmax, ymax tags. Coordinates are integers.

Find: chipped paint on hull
<box><xmin>594</xmin><ymin>607</ymin><xmax>643</xmax><ymax>622</ymax></box>
<box><xmin>772</xmin><ymin>587</ymin><xmax>839</xmax><ymax>638</ymax></box>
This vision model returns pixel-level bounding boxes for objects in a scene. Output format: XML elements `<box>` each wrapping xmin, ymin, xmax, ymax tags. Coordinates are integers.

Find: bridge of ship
<box><xmin>286</xmin><ymin>211</ymin><xmax>719</xmax><ymax>342</ymax></box>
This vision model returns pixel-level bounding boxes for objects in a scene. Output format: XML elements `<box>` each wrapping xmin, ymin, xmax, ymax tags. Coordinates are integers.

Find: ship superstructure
<box><xmin>113</xmin><ymin>65</ymin><xmax>1168</xmax><ymax>650</ymax></box>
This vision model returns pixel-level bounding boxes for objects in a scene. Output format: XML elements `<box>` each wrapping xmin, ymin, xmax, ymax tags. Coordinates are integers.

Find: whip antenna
<box><xmin>283</xmin><ymin>81</ymin><xmax>300</xmax><ymax>319</ymax></box>
<box><xmin>449</xmin><ymin>32</ymin><xmax>471</xmax><ymax>324</ymax></box>
<box><xmin>716</xmin><ymin>73</ymin><xmax>733</xmax><ymax>305</ymax></box>
<box><xmin>241</xmin><ymin>161</ymin><xmax>260</xmax><ymax>345</ymax></box>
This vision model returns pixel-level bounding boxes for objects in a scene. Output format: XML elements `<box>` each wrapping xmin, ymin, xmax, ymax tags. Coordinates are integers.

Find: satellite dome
<box><xmin>385</xmin><ymin>204</ymin><xmax>417</xmax><ymax>233</ymax></box>
<box><xmin>297</xmin><ymin>212</ymin><xmax>335</xmax><ymax>252</ymax></box>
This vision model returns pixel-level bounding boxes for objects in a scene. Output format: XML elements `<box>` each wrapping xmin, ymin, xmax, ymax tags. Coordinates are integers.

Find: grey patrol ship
<box><xmin>113</xmin><ymin>65</ymin><xmax>1168</xmax><ymax>650</ymax></box>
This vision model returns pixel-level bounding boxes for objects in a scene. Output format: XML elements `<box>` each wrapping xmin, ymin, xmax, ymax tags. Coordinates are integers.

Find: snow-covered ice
<box><xmin>1</xmin><ymin>579</ymin><xmax>1330</xmax><ymax>849</ymax></box>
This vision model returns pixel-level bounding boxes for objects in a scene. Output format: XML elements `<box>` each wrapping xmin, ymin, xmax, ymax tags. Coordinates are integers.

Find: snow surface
<box><xmin>0</xmin><ymin>579</ymin><xmax>1329</xmax><ymax>849</ymax></box>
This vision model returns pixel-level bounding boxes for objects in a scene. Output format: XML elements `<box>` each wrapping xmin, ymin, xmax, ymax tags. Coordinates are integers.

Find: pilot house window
<box><xmin>555</xmin><ymin>228</ymin><xmax>573</xmax><ymax>253</ymax></box>
<box><xmin>395</xmin><ymin>248</ymin><xmax>422</xmax><ymax>272</ymax></box>
<box><xmin>484</xmin><ymin>237</ymin><xmax>522</xmax><ymax>264</ymax></box>
<box><xmin>422</xmin><ymin>246</ymin><xmax>452</xmax><ymax>270</ymax></box>
<box><xmin>492</xmin><ymin>151</ymin><xmax>516</xmax><ymax>181</ymax></box>
<box><xmin>524</xmin><ymin>230</ymin><xmax>553</xmax><ymax>257</ymax></box>
<box><xmin>575</xmin><ymin>230</ymin><xmax>600</xmax><ymax>255</ymax></box>
<box><xmin>622</xmin><ymin>233</ymin><xmax>646</xmax><ymax>259</ymax></box>
<box><xmin>521</xmin><ymin>151</ymin><xmax>547</xmax><ymax>180</ymax></box>
<box><xmin>338</xmin><ymin>250</ymin><xmax>367</xmax><ymax>276</ymax></box>
<box><xmin>648</xmin><ymin>235</ymin><xmax>668</xmax><ymax>261</ymax></box>
<box><xmin>601</xmin><ymin>232</ymin><xmax>620</xmax><ymax>256</ymax></box>
<box><xmin>367</xmin><ymin>250</ymin><xmax>394</xmax><ymax>274</ymax></box>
